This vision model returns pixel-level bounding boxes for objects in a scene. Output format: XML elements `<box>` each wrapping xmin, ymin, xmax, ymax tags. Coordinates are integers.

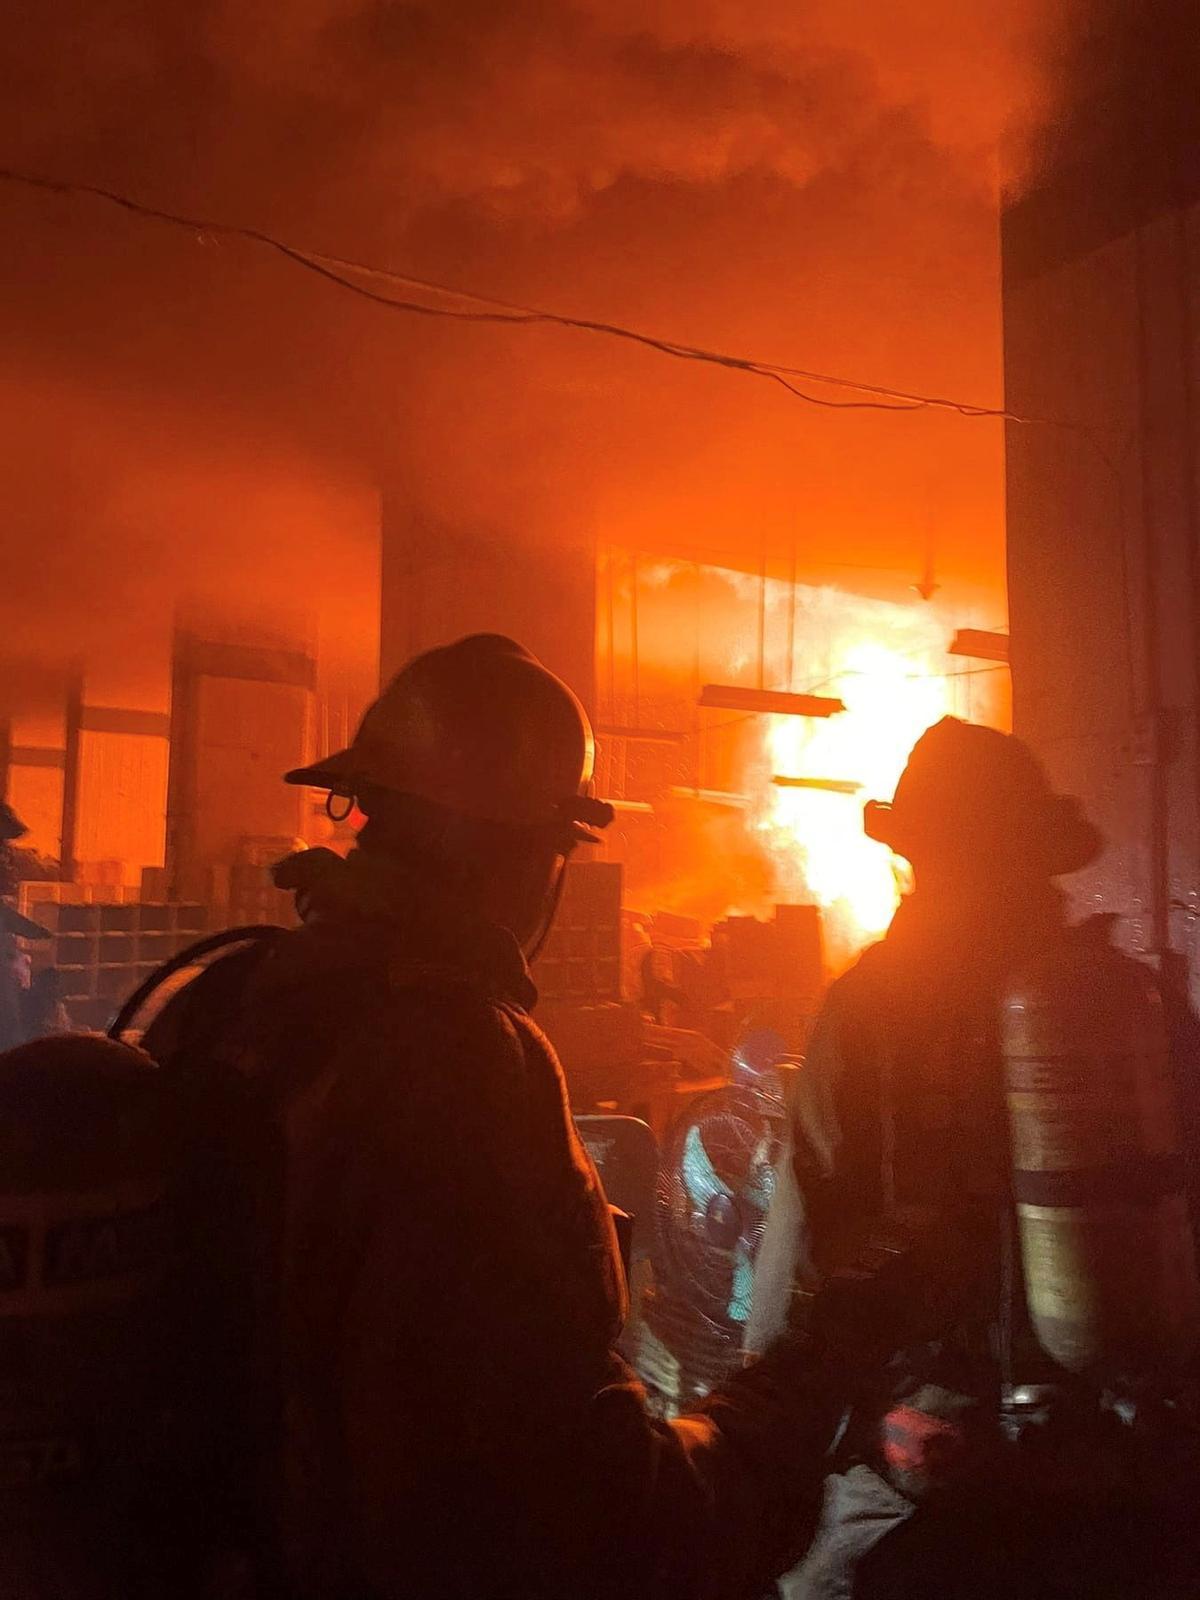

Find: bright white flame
<box><xmin>596</xmin><ymin>550</ymin><xmax>1008</xmax><ymax>960</ymax></box>
<box><xmin>757</xmin><ymin>629</ymin><xmax>953</xmax><ymax>968</ymax></box>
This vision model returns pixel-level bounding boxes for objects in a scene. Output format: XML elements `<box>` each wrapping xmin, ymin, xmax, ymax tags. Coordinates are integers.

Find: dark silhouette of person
<box><xmin>0</xmin><ymin>801</ymin><xmax>53</xmax><ymax>1050</ymax></box>
<box><xmin>142</xmin><ymin>636</ymin><xmax>952</xmax><ymax>1600</ymax></box>
<box><xmin>743</xmin><ymin>717</ymin><xmax>1173</xmax><ymax>1600</ymax></box>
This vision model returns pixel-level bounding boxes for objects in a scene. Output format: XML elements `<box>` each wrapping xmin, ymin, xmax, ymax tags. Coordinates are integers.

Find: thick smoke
<box><xmin>0</xmin><ymin>0</ymin><xmax>1072</xmax><ymax>697</ymax></box>
<box><xmin>9</xmin><ymin>2</ymin><xmax>1061</xmax><ymax>204</ymax></box>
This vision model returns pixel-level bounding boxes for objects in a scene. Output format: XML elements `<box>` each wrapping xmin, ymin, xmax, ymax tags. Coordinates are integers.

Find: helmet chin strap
<box><xmin>523</xmin><ymin>851</ymin><xmax>571</xmax><ymax>965</ymax></box>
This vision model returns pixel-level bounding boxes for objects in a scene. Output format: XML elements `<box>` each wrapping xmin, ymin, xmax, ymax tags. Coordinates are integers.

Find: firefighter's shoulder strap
<box><xmin>108</xmin><ymin>923</ymin><xmax>290</xmax><ymax>1052</ymax></box>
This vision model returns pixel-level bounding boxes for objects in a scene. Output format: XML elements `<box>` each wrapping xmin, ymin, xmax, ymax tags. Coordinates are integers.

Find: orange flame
<box><xmin>755</xmin><ymin>628</ymin><xmax>957</xmax><ymax>969</ymax></box>
<box><xmin>595</xmin><ymin>552</ymin><xmax>1009</xmax><ymax>955</ymax></box>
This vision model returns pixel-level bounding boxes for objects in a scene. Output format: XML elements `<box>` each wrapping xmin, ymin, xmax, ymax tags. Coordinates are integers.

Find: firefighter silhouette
<box><xmin>120</xmin><ymin>636</ymin><xmax>963</xmax><ymax>1600</ymax></box>
<box><xmin>750</xmin><ymin>719</ymin><xmax>1200</xmax><ymax>1599</ymax></box>
<box><xmin>0</xmin><ymin>801</ymin><xmax>52</xmax><ymax>1049</ymax></box>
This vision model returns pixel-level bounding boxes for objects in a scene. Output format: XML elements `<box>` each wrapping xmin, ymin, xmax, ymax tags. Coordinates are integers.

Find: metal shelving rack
<box><xmin>34</xmin><ymin>901</ymin><xmax>210</xmax><ymax>1031</ymax></box>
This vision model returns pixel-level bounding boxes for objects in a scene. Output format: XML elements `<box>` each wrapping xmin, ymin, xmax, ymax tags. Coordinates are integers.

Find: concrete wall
<box><xmin>1002</xmin><ymin>3</ymin><xmax>1200</xmax><ymax>1001</ymax></box>
<box><xmin>166</xmin><ymin>629</ymin><xmax>316</xmax><ymax>903</ymax></box>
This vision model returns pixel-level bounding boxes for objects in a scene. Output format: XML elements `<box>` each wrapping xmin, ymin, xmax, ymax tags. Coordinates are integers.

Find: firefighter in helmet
<box><xmin>750</xmin><ymin>718</ymin><xmax>1103</xmax><ymax>1350</ymax></box>
<box><xmin>747</xmin><ymin>717</ymin><xmax>1137</xmax><ymax>1599</ymax></box>
<box><xmin>143</xmin><ymin>635</ymin><xmax>961</xmax><ymax>1600</ymax></box>
<box><xmin>0</xmin><ymin>800</ymin><xmax>52</xmax><ymax>1050</ymax></box>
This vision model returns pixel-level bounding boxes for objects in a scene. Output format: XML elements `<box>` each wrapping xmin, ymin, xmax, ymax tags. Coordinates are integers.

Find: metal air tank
<box><xmin>0</xmin><ymin>1033</ymin><xmax>174</xmax><ymax>1485</ymax></box>
<box><xmin>1002</xmin><ymin>923</ymin><xmax>1199</xmax><ymax>1376</ymax></box>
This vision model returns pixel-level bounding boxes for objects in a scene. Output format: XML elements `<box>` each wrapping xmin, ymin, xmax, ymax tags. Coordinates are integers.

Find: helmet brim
<box><xmin>0</xmin><ymin>905</ymin><xmax>51</xmax><ymax>941</ymax></box>
<box><xmin>863</xmin><ymin>796</ymin><xmax>1103</xmax><ymax>877</ymax></box>
<box><xmin>284</xmin><ymin>749</ymin><xmax>610</xmax><ymax>847</ymax></box>
<box><xmin>0</xmin><ymin>804</ymin><xmax>28</xmax><ymax>842</ymax></box>
<box><xmin>284</xmin><ymin>748</ymin><xmax>357</xmax><ymax>793</ymax></box>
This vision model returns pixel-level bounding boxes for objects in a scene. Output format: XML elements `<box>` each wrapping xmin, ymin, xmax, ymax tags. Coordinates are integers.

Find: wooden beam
<box><xmin>10</xmin><ymin>746</ymin><xmax>66</xmax><ymax>770</ymax></box>
<box><xmin>181</xmin><ymin>639</ymin><xmax>317</xmax><ymax>690</ymax></box>
<box><xmin>80</xmin><ymin>706</ymin><xmax>170</xmax><ymax>738</ymax></box>
<box><xmin>668</xmin><ymin>786</ymin><xmax>749</xmax><ymax>809</ymax></box>
<box><xmin>948</xmin><ymin>629</ymin><xmax>1010</xmax><ymax>663</ymax></box>
<box><xmin>771</xmin><ymin>776</ymin><xmax>863</xmax><ymax>794</ymax></box>
<box><xmin>595</xmin><ymin>725</ymin><xmax>688</xmax><ymax>744</ymax></box>
<box><xmin>699</xmin><ymin>684</ymin><xmax>846</xmax><ymax>717</ymax></box>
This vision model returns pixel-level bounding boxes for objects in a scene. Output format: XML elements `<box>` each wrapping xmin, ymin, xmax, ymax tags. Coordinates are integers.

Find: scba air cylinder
<box><xmin>0</xmin><ymin>1034</ymin><xmax>175</xmax><ymax>1491</ymax></box>
<box><xmin>1002</xmin><ymin>927</ymin><xmax>1200</xmax><ymax>1377</ymax></box>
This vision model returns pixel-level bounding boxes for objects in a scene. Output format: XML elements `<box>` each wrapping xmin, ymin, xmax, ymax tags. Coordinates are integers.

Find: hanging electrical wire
<box><xmin>0</xmin><ymin>164</ymin><xmax>1088</xmax><ymax>429</ymax></box>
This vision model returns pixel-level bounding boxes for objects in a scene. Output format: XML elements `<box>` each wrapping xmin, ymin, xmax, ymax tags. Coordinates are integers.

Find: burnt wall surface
<box><xmin>1003</xmin><ymin>0</ymin><xmax>1200</xmax><ymax>999</ymax></box>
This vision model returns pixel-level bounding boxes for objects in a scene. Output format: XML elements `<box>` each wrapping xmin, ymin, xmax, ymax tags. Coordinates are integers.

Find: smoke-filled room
<box><xmin>0</xmin><ymin>1</ymin><xmax>1198</xmax><ymax>1595</ymax></box>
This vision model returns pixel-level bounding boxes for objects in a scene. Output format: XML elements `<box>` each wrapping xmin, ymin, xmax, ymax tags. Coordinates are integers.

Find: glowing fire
<box><xmin>595</xmin><ymin>551</ymin><xmax>1009</xmax><ymax>960</ymax></box>
<box><xmin>757</xmin><ymin>629</ymin><xmax>955</xmax><ymax>969</ymax></box>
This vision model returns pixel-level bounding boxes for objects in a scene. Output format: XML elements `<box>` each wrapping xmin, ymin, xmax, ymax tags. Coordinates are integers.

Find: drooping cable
<box><xmin>0</xmin><ymin>164</ymin><xmax>1092</xmax><ymax>429</ymax></box>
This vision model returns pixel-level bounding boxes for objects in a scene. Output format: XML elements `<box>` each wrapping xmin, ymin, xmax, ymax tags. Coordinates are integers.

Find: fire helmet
<box><xmin>863</xmin><ymin>716</ymin><xmax>1101</xmax><ymax>876</ymax></box>
<box><xmin>286</xmin><ymin>635</ymin><xmax>613</xmax><ymax>843</ymax></box>
<box><xmin>0</xmin><ymin>903</ymin><xmax>51</xmax><ymax>942</ymax></box>
<box><xmin>0</xmin><ymin>803</ymin><xmax>27</xmax><ymax>843</ymax></box>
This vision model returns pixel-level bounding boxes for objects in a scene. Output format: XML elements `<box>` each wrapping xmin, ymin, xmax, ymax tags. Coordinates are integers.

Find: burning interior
<box><xmin>3</xmin><ymin>0</ymin><xmax>1200</xmax><ymax>1588</ymax></box>
<box><xmin>594</xmin><ymin>550</ymin><xmax>1010</xmax><ymax>970</ymax></box>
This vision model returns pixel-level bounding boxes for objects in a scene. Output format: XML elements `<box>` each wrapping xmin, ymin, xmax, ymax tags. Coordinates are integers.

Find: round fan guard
<box><xmin>654</xmin><ymin>1077</ymin><xmax>788</xmax><ymax>1335</ymax></box>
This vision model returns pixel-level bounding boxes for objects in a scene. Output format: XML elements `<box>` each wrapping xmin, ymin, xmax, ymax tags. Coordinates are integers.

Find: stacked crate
<box><xmin>19</xmin><ymin>881</ymin><xmax>145</xmax><ymax>915</ymax></box>
<box><xmin>532</xmin><ymin>861</ymin><xmax>622</xmax><ymax>1005</ymax></box>
<box><xmin>38</xmin><ymin>902</ymin><xmax>210</xmax><ymax>1031</ymax></box>
<box><xmin>228</xmin><ymin>862</ymin><xmax>299</xmax><ymax>930</ymax></box>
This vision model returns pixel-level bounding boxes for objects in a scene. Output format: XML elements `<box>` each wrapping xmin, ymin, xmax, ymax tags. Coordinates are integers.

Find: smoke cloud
<box><xmin>0</xmin><ymin>0</ymin><xmax>1075</xmax><ymax>702</ymax></box>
